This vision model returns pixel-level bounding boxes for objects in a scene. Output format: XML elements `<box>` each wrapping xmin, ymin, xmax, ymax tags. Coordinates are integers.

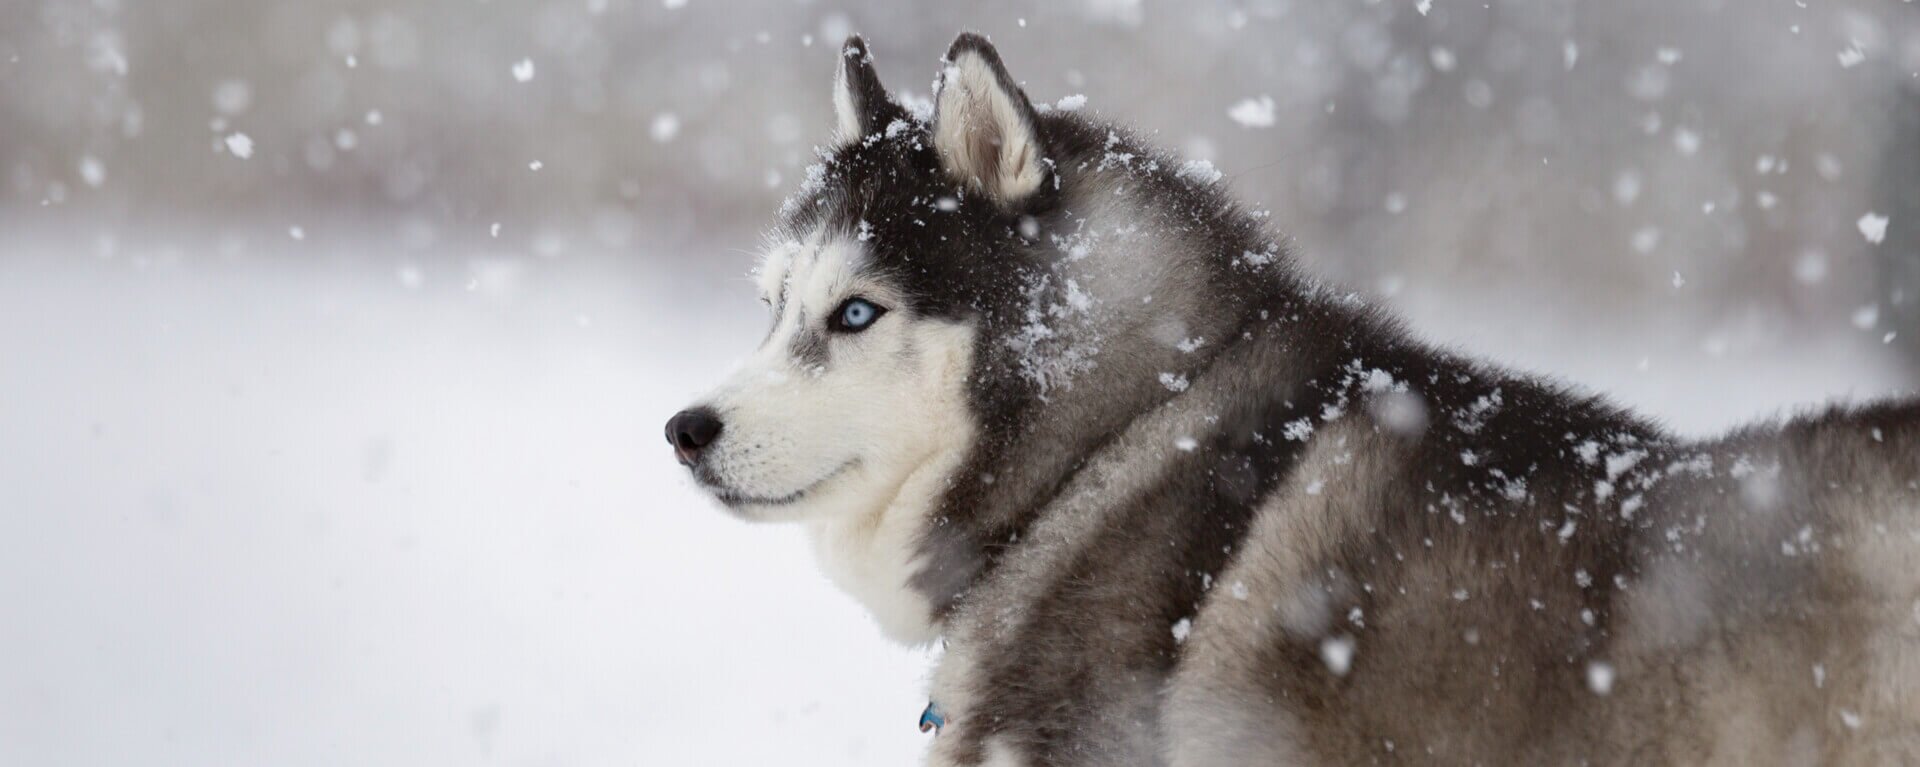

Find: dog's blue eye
<box><xmin>831</xmin><ymin>297</ymin><xmax>885</xmax><ymax>333</ymax></box>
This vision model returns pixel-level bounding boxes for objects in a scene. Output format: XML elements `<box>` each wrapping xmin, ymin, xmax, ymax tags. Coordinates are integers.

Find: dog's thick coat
<box><xmin>671</xmin><ymin>34</ymin><xmax>1920</xmax><ymax>765</ymax></box>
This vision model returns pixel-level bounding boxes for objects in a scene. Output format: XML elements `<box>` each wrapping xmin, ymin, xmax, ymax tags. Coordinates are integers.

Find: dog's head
<box><xmin>667</xmin><ymin>34</ymin><xmax>1053</xmax><ymax>523</ymax></box>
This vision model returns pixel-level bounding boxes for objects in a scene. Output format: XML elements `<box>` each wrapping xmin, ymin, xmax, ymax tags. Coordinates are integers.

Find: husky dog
<box><xmin>665</xmin><ymin>33</ymin><xmax>1920</xmax><ymax>765</ymax></box>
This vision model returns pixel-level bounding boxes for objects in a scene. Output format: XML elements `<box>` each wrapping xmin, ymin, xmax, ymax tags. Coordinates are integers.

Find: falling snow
<box><xmin>1837</xmin><ymin>44</ymin><xmax>1865</xmax><ymax>68</ymax></box>
<box><xmin>1587</xmin><ymin>662</ymin><xmax>1616</xmax><ymax>695</ymax></box>
<box><xmin>223</xmin><ymin>132</ymin><xmax>254</xmax><ymax>159</ymax></box>
<box><xmin>1858</xmin><ymin>212</ymin><xmax>1890</xmax><ymax>244</ymax></box>
<box><xmin>1227</xmin><ymin>95</ymin><xmax>1276</xmax><ymax>128</ymax></box>
<box><xmin>77</xmin><ymin>156</ymin><xmax>104</xmax><ymax>188</ymax></box>
<box><xmin>1853</xmin><ymin>305</ymin><xmax>1881</xmax><ymax>330</ymax></box>
<box><xmin>651</xmin><ymin>113</ymin><xmax>681</xmax><ymax>143</ymax></box>
<box><xmin>1320</xmin><ymin>636</ymin><xmax>1356</xmax><ymax>676</ymax></box>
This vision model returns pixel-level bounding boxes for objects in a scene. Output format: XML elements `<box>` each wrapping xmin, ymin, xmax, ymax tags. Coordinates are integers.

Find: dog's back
<box><xmin>1160</xmin><ymin>399</ymin><xmax>1920</xmax><ymax>766</ymax></box>
<box><xmin>1649</xmin><ymin>402</ymin><xmax>1920</xmax><ymax>765</ymax></box>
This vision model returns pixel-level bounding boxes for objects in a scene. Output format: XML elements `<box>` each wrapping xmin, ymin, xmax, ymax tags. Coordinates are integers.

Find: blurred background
<box><xmin>2</xmin><ymin>1</ymin><xmax>1917</xmax><ymax>764</ymax></box>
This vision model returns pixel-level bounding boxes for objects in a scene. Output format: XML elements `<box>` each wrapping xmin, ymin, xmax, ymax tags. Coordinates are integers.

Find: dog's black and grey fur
<box><xmin>671</xmin><ymin>33</ymin><xmax>1920</xmax><ymax>765</ymax></box>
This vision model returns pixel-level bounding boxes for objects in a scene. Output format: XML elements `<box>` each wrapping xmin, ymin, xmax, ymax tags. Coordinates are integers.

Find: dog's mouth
<box><xmin>698</xmin><ymin>460</ymin><xmax>860</xmax><ymax>508</ymax></box>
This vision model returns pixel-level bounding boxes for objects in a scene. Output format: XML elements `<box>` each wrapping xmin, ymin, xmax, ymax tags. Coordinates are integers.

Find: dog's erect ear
<box><xmin>932</xmin><ymin>33</ymin><xmax>1048</xmax><ymax>206</ymax></box>
<box><xmin>832</xmin><ymin>35</ymin><xmax>899</xmax><ymax>144</ymax></box>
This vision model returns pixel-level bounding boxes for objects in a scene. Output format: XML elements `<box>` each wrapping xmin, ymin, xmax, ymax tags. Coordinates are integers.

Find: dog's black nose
<box><xmin>665</xmin><ymin>408</ymin><xmax>723</xmax><ymax>466</ymax></box>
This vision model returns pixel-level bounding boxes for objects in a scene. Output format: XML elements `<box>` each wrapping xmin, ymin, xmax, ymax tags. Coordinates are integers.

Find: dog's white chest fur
<box><xmin>804</xmin><ymin>444</ymin><xmax>968</xmax><ymax>645</ymax></box>
<box><xmin>807</xmin><ymin>511</ymin><xmax>936</xmax><ymax>644</ymax></box>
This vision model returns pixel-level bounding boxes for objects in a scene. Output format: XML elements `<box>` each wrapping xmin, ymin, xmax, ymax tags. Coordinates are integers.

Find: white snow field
<box><xmin>0</xmin><ymin>240</ymin><xmax>935</xmax><ymax>766</ymax></box>
<box><xmin>0</xmin><ymin>234</ymin><xmax>1909</xmax><ymax>766</ymax></box>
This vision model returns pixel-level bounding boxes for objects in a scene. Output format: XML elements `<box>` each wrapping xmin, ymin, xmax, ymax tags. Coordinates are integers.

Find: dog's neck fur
<box><xmin>885</xmin><ymin>117</ymin><xmax>1365</xmax><ymax>637</ymax></box>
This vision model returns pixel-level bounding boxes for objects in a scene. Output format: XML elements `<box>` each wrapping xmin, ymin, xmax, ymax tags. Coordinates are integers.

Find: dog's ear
<box><xmin>832</xmin><ymin>35</ymin><xmax>900</xmax><ymax>145</ymax></box>
<box><xmin>932</xmin><ymin>33</ymin><xmax>1048</xmax><ymax>207</ymax></box>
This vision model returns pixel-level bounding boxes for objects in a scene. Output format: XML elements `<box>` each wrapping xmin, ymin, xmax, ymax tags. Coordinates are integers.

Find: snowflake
<box><xmin>1227</xmin><ymin>96</ymin><xmax>1276</xmax><ymax>128</ymax></box>
<box><xmin>224</xmin><ymin>132</ymin><xmax>254</xmax><ymax>159</ymax></box>
<box><xmin>1858</xmin><ymin>212</ymin><xmax>1889</xmax><ymax>244</ymax></box>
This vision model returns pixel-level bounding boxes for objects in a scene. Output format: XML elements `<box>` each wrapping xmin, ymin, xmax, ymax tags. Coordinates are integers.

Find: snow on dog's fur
<box><xmin>669</xmin><ymin>33</ymin><xmax>1920</xmax><ymax>765</ymax></box>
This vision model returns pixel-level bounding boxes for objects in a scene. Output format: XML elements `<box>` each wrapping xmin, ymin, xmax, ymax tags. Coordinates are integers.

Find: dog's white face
<box><xmin>671</xmin><ymin>227</ymin><xmax>977</xmax><ymax>524</ymax></box>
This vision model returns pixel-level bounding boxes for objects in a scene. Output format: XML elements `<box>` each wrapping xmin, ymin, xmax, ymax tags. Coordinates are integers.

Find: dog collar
<box><xmin>918</xmin><ymin>700</ymin><xmax>947</xmax><ymax>735</ymax></box>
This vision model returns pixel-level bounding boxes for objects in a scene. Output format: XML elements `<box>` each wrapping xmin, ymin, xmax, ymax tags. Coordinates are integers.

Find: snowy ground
<box><xmin>0</xmin><ymin>232</ymin><xmax>1910</xmax><ymax>766</ymax></box>
<box><xmin>0</xmin><ymin>240</ymin><xmax>934</xmax><ymax>766</ymax></box>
